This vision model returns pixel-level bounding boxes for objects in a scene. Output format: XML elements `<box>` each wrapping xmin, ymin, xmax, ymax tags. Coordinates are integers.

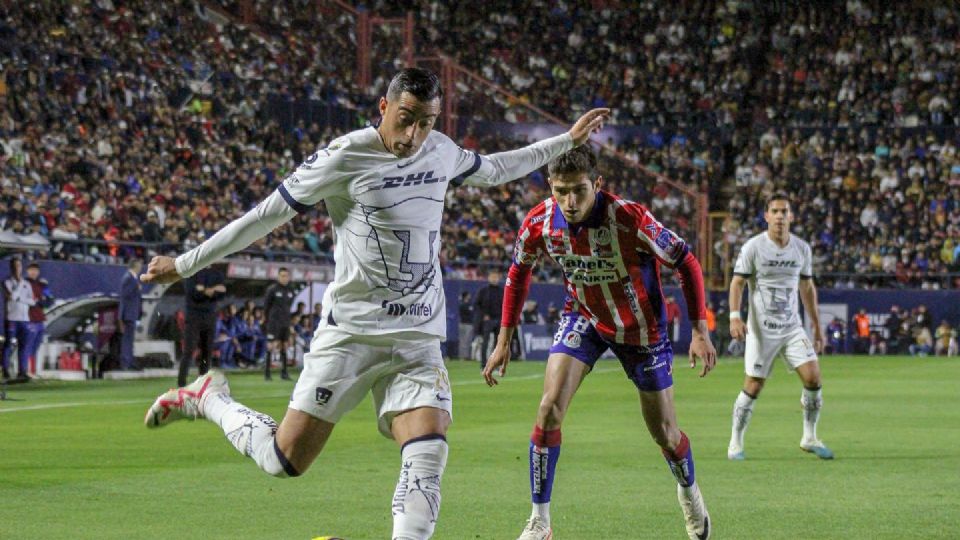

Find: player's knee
<box><xmin>537</xmin><ymin>398</ymin><xmax>566</xmax><ymax>428</ymax></box>
<box><xmin>651</xmin><ymin>424</ymin><xmax>681</xmax><ymax>451</ymax></box>
<box><xmin>266</xmin><ymin>439</ymin><xmax>304</xmax><ymax>478</ymax></box>
<box><xmin>744</xmin><ymin>377</ymin><xmax>765</xmax><ymax>395</ymax></box>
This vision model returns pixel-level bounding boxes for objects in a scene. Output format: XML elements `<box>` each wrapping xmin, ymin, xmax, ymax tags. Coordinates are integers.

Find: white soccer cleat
<box><xmin>727</xmin><ymin>443</ymin><xmax>745</xmax><ymax>461</ymax></box>
<box><xmin>517</xmin><ymin>516</ymin><xmax>552</xmax><ymax>540</ymax></box>
<box><xmin>144</xmin><ymin>370</ymin><xmax>230</xmax><ymax>428</ymax></box>
<box><xmin>678</xmin><ymin>483</ymin><xmax>711</xmax><ymax>540</ymax></box>
<box><xmin>800</xmin><ymin>439</ymin><xmax>835</xmax><ymax>460</ymax></box>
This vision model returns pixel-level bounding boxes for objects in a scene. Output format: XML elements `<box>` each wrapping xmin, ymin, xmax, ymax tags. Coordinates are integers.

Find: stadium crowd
<box><xmin>1</xmin><ymin>0</ymin><xmax>958</xmax><ymax>289</ymax></box>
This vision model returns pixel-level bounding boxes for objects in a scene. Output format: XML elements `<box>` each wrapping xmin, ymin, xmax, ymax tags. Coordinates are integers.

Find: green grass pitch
<box><xmin>1</xmin><ymin>355</ymin><xmax>958</xmax><ymax>539</ymax></box>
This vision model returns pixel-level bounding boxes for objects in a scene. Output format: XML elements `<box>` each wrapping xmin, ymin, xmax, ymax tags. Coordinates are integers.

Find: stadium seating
<box><xmin>1</xmin><ymin>0</ymin><xmax>957</xmax><ymax>288</ymax></box>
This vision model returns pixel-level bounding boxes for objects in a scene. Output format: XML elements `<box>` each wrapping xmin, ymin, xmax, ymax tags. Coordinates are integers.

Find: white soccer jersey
<box><xmin>733</xmin><ymin>233</ymin><xmax>813</xmax><ymax>340</ymax></box>
<box><xmin>175</xmin><ymin>127</ymin><xmax>573</xmax><ymax>339</ymax></box>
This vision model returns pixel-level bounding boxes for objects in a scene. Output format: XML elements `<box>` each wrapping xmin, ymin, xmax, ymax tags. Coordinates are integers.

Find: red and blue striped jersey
<box><xmin>504</xmin><ymin>190</ymin><xmax>703</xmax><ymax>346</ymax></box>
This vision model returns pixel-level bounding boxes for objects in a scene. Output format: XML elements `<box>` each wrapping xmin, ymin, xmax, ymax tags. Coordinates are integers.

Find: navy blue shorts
<box><xmin>549</xmin><ymin>312</ymin><xmax>674</xmax><ymax>392</ymax></box>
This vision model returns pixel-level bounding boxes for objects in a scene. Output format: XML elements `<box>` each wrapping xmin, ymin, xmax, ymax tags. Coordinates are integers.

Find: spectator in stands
<box><xmin>825</xmin><ymin>317</ymin><xmax>845</xmax><ymax>355</ymax></box>
<box><xmin>2</xmin><ymin>258</ymin><xmax>34</xmax><ymax>381</ymax></box>
<box><xmin>179</xmin><ymin>266</ymin><xmax>226</xmax><ymax>387</ymax></box>
<box><xmin>909</xmin><ymin>325</ymin><xmax>934</xmax><ymax>357</ymax></box>
<box><xmin>521</xmin><ymin>300</ymin><xmax>545</xmax><ymax>325</ymax></box>
<box><xmin>935</xmin><ymin>320</ymin><xmax>958</xmax><ymax>356</ymax></box>
<box><xmin>545</xmin><ymin>303</ymin><xmax>561</xmax><ymax>326</ymax></box>
<box><xmin>311</xmin><ymin>302</ymin><xmax>323</xmax><ymax>331</ymax></box>
<box><xmin>215</xmin><ymin>304</ymin><xmax>241</xmax><ymax>369</ymax></box>
<box><xmin>263</xmin><ymin>267</ymin><xmax>296</xmax><ymax>381</ymax></box>
<box><xmin>118</xmin><ymin>259</ymin><xmax>144</xmax><ymax>370</ymax></box>
<box><xmin>452</xmin><ymin>291</ymin><xmax>474</xmax><ymax>360</ymax></box>
<box><xmin>25</xmin><ymin>262</ymin><xmax>54</xmax><ymax>373</ymax></box>
<box><xmin>705</xmin><ymin>301</ymin><xmax>717</xmax><ymax>350</ymax></box>
<box><xmin>852</xmin><ymin>308</ymin><xmax>871</xmax><ymax>354</ymax></box>
<box><xmin>665</xmin><ymin>295</ymin><xmax>682</xmax><ymax>343</ymax></box>
<box><xmin>884</xmin><ymin>305</ymin><xmax>903</xmax><ymax>354</ymax></box>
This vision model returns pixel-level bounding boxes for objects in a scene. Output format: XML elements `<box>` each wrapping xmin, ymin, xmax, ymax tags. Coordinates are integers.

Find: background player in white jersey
<box><xmin>728</xmin><ymin>192</ymin><xmax>833</xmax><ymax>461</ymax></box>
<box><xmin>140</xmin><ymin>67</ymin><xmax>609</xmax><ymax>540</ymax></box>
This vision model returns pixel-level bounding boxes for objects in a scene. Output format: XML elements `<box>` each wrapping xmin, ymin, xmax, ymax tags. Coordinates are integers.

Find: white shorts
<box><xmin>744</xmin><ymin>327</ymin><xmax>818</xmax><ymax>379</ymax></box>
<box><xmin>289</xmin><ymin>326</ymin><xmax>453</xmax><ymax>439</ymax></box>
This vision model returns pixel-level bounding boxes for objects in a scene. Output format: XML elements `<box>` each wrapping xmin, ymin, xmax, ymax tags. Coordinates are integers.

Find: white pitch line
<box><xmin>0</xmin><ymin>366</ymin><xmax>622</xmax><ymax>414</ymax></box>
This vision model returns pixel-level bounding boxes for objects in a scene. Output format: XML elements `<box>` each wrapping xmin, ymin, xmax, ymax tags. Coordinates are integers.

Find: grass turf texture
<box><xmin>1</xmin><ymin>355</ymin><xmax>957</xmax><ymax>539</ymax></box>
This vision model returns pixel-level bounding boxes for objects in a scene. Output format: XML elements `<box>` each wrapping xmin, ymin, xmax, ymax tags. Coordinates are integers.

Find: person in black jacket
<box><xmin>118</xmin><ymin>259</ymin><xmax>143</xmax><ymax>370</ymax></box>
<box><xmin>179</xmin><ymin>266</ymin><xmax>226</xmax><ymax>387</ymax></box>
<box><xmin>473</xmin><ymin>268</ymin><xmax>505</xmax><ymax>368</ymax></box>
<box><xmin>263</xmin><ymin>267</ymin><xmax>296</xmax><ymax>381</ymax></box>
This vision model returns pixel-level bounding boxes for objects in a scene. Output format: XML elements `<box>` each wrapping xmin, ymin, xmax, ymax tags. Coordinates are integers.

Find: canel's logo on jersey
<box><xmin>370</xmin><ymin>170</ymin><xmax>447</xmax><ymax>190</ymax></box>
<box><xmin>557</xmin><ymin>256</ymin><xmax>617</xmax><ymax>271</ymax></box>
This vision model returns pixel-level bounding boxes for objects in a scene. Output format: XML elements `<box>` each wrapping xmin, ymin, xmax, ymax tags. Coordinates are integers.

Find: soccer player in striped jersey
<box><xmin>483</xmin><ymin>145</ymin><xmax>716</xmax><ymax>540</ymax></box>
<box><xmin>141</xmin><ymin>67</ymin><xmax>609</xmax><ymax>540</ymax></box>
<box><xmin>727</xmin><ymin>193</ymin><xmax>833</xmax><ymax>461</ymax></box>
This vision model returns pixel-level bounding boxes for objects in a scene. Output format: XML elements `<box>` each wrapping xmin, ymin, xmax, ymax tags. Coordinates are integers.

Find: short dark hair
<box><xmin>548</xmin><ymin>144</ymin><xmax>597</xmax><ymax>177</ymax></box>
<box><xmin>27</xmin><ymin>262</ymin><xmax>40</xmax><ymax>270</ymax></box>
<box><xmin>278</xmin><ymin>267</ymin><xmax>290</xmax><ymax>274</ymax></box>
<box><xmin>765</xmin><ymin>191</ymin><xmax>792</xmax><ymax>210</ymax></box>
<box><xmin>386</xmin><ymin>68</ymin><xmax>442</xmax><ymax>102</ymax></box>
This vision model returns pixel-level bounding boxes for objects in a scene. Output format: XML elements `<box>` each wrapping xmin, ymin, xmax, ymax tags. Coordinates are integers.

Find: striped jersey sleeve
<box><xmin>622</xmin><ymin>203</ymin><xmax>690</xmax><ymax>268</ymax></box>
<box><xmin>512</xmin><ymin>202</ymin><xmax>549</xmax><ymax>267</ymax></box>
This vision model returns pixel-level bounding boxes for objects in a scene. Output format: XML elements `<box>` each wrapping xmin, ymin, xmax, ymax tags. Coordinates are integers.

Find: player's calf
<box><xmin>391</xmin><ymin>434</ymin><xmax>448</xmax><ymax>540</ymax></box>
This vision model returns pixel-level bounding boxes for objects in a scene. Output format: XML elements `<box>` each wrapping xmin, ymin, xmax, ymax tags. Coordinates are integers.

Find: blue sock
<box><xmin>662</xmin><ymin>431</ymin><xmax>696</xmax><ymax>487</ymax></box>
<box><xmin>530</xmin><ymin>426</ymin><xmax>561</xmax><ymax>503</ymax></box>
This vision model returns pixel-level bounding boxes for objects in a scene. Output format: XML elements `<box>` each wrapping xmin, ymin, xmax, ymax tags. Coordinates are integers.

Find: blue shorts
<box><xmin>549</xmin><ymin>312</ymin><xmax>674</xmax><ymax>392</ymax></box>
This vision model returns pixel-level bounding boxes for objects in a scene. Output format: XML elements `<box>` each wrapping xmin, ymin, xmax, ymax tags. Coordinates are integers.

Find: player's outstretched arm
<box><xmin>461</xmin><ymin>108</ymin><xmax>610</xmax><ymax>188</ymax></box>
<box><xmin>483</xmin><ymin>326</ymin><xmax>516</xmax><ymax>387</ymax></box>
<box><xmin>141</xmin><ymin>190</ymin><xmax>298</xmax><ymax>285</ymax></box>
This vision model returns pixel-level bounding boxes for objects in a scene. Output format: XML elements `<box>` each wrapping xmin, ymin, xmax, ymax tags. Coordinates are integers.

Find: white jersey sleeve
<box><xmin>800</xmin><ymin>240</ymin><xmax>814</xmax><ymax>279</ymax></box>
<box><xmin>733</xmin><ymin>238</ymin><xmax>757</xmax><ymax>276</ymax></box>
<box><xmin>175</xmin><ymin>138</ymin><xmax>355</xmax><ymax>278</ymax></box>
<box><xmin>175</xmin><ymin>190</ymin><xmax>296</xmax><ymax>278</ymax></box>
<box><xmin>278</xmin><ymin>136</ymin><xmax>352</xmax><ymax>211</ymax></box>
<box><xmin>450</xmin><ymin>132</ymin><xmax>574</xmax><ymax>188</ymax></box>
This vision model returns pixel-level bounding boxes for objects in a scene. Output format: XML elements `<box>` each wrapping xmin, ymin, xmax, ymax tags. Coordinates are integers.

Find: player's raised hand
<box><xmin>689</xmin><ymin>324</ymin><xmax>717</xmax><ymax>377</ymax></box>
<box><xmin>141</xmin><ymin>256</ymin><xmax>182</xmax><ymax>285</ymax></box>
<box><xmin>568</xmin><ymin>108</ymin><xmax>611</xmax><ymax>146</ymax></box>
<box><xmin>482</xmin><ymin>340</ymin><xmax>513</xmax><ymax>387</ymax></box>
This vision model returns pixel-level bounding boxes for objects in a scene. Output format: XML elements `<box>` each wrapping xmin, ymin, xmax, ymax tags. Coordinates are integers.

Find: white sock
<box><xmin>391</xmin><ymin>436</ymin><xmax>448</xmax><ymax>540</ymax></box>
<box><xmin>531</xmin><ymin>502</ymin><xmax>550</xmax><ymax>525</ymax></box>
<box><xmin>730</xmin><ymin>391</ymin><xmax>756</xmax><ymax>450</ymax></box>
<box><xmin>203</xmin><ymin>393</ymin><xmax>294</xmax><ymax>477</ymax></box>
<box><xmin>801</xmin><ymin>387</ymin><xmax>822</xmax><ymax>443</ymax></box>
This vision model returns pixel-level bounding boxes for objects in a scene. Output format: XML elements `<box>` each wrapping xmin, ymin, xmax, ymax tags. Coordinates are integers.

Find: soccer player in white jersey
<box><xmin>140</xmin><ymin>67</ymin><xmax>609</xmax><ymax>540</ymax></box>
<box><xmin>727</xmin><ymin>192</ymin><xmax>834</xmax><ymax>461</ymax></box>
